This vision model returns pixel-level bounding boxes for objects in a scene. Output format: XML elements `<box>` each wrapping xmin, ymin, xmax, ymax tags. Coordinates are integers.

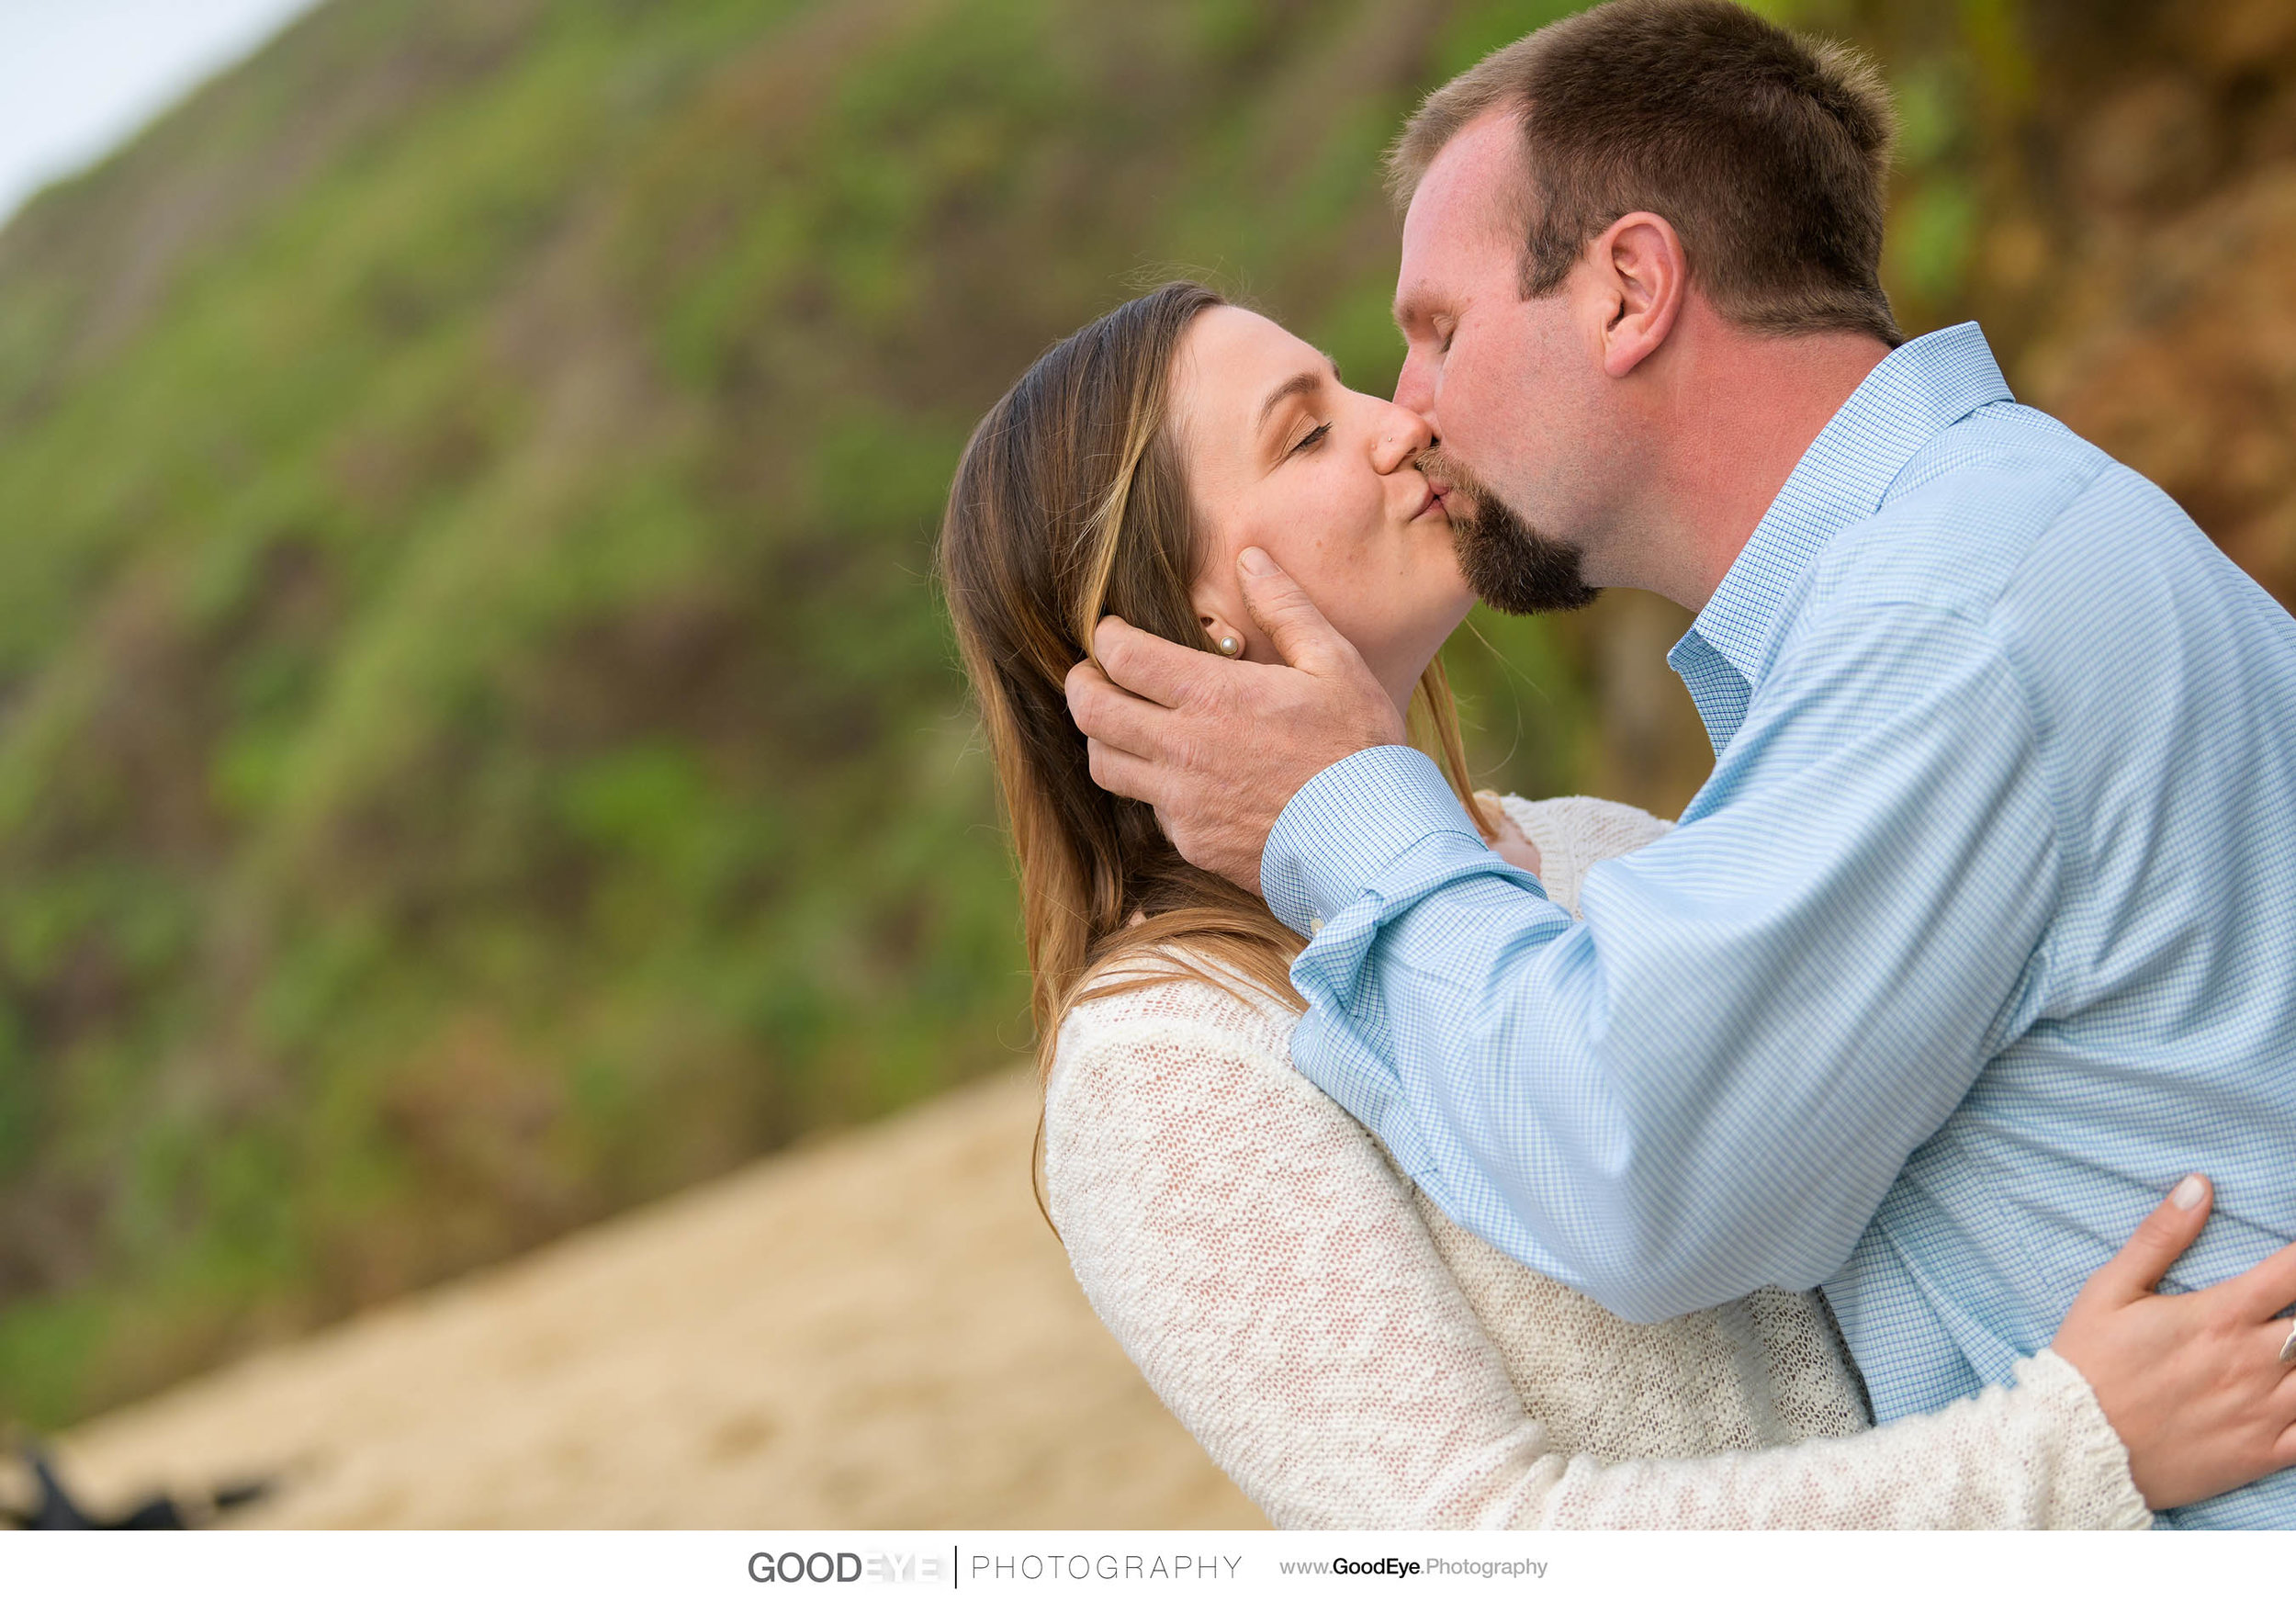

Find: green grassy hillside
<box><xmin>0</xmin><ymin>0</ymin><xmax>1585</xmax><ymax>1427</ymax></box>
<box><xmin>0</xmin><ymin>0</ymin><xmax>2286</xmax><ymax>1427</ymax></box>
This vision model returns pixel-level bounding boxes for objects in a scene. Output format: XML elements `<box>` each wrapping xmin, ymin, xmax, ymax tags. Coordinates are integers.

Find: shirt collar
<box><xmin>1670</xmin><ymin>322</ymin><xmax>2015</xmax><ymax>718</ymax></box>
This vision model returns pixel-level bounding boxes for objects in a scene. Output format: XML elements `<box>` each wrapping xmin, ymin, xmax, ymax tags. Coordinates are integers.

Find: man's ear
<box><xmin>1592</xmin><ymin>210</ymin><xmax>1686</xmax><ymax>379</ymax></box>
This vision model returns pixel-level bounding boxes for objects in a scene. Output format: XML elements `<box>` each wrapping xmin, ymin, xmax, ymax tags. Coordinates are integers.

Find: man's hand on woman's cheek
<box><xmin>1064</xmin><ymin>547</ymin><xmax>1407</xmax><ymax>895</ymax></box>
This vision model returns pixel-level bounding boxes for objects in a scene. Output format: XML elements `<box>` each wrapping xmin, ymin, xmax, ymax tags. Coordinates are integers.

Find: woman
<box><xmin>938</xmin><ymin>281</ymin><xmax>2296</xmax><ymax>1528</ymax></box>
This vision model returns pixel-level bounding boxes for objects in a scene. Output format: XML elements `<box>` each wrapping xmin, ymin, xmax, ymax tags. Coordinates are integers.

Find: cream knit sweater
<box><xmin>1043</xmin><ymin>795</ymin><xmax>2151</xmax><ymax>1530</ymax></box>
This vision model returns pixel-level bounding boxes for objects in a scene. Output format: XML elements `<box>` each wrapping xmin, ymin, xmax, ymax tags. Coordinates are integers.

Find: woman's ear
<box><xmin>1197</xmin><ymin>612</ymin><xmax>1245</xmax><ymax>658</ymax></box>
<box><xmin>1191</xmin><ymin>558</ymin><xmax>1248</xmax><ymax>657</ymax></box>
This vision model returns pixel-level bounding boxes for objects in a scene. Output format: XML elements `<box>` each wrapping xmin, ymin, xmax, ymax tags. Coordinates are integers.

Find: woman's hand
<box><xmin>1473</xmin><ymin>791</ymin><xmax>1543</xmax><ymax>877</ymax></box>
<box><xmin>2051</xmin><ymin>1175</ymin><xmax>2296</xmax><ymax>1509</ymax></box>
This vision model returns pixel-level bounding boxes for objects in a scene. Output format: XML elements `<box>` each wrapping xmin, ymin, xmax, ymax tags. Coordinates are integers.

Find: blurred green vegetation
<box><xmin>0</xmin><ymin>0</ymin><xmax>2285</xmax><ymax>1427</ymax></box>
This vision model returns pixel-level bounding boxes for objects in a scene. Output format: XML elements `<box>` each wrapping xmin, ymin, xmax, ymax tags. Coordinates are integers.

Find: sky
<box><xmin>0</xmin><ymin>0</ymin><xmax>325</xmax><ymax>228</ymax></box>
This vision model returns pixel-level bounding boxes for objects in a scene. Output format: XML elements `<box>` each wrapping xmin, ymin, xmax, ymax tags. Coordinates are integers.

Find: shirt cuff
<box><xmin>1259</xmin><ymin>745</ymin><xmax>1488</xmax><ymax>934</ymax></box>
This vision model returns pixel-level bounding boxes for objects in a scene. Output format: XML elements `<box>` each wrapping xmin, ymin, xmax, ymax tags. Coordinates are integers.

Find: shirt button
<box><xmin>1308</xmin><ymin>917</ymin><xmax>1325</xmax><ymax>935</ymax></box>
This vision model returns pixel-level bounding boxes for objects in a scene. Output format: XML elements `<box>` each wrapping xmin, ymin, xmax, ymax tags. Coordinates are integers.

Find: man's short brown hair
<box><xmin>1389</xmin><ymin>0</ymin><xmax>1902</xmax><ymax>346</ymax></box>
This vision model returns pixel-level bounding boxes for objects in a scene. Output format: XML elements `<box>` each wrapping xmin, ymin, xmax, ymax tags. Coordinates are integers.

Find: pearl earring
<box><xmin>1214</xmin><ymin>634</ymin><xmax>1242</xmax><ymax>658</ymax></box>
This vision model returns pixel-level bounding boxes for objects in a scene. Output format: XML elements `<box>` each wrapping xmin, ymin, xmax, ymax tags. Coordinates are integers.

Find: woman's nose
<box><xmin>1371</xmin><ymin>401</ymin><xmax>1435</xmax><ymax>473</ymax></box>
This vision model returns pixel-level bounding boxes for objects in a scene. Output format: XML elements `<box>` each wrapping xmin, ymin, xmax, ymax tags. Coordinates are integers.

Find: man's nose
<box><xmin>1392</xmin><ymin>348</ymin><xmax>1438</xmax><ymax>420</ymax></box>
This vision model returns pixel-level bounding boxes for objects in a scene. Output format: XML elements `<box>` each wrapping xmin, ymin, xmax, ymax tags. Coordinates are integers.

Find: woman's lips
<box><xmin>1412</xmin><ymin>485</ymin><xmax>1447</xmax><ymax>521</ymax></box>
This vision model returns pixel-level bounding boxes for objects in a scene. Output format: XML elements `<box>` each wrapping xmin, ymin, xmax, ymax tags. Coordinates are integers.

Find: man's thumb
<box><xmin>1237</xmin><ymin>547</ymin><xmax>1345</xmax><ymax>672</ymax></box>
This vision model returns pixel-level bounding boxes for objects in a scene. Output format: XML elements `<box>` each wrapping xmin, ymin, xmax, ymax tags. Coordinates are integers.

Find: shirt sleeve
<box><xmin>1042</xmin><ymin>982</ymin><xmax>2144</xmax><ymax>1530</ymax></box>
<box><xmin>1265</xmin><ymin>601</ymin><xmax>2061</xmax><ymax>1322</ymax></box>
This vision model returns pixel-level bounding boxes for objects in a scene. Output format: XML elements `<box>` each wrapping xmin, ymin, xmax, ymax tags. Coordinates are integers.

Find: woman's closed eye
<box><xmin>1287</xmin><ymin>421</ymin><xmax>1332</xmax><ymax>458</ymax></box>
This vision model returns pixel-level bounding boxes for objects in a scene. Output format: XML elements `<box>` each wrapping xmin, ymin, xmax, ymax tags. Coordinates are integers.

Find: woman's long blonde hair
<box><xmin>937</xmin><ymin>284</ymin><xmax>1498</xmax><ymax>1191</ymax></box>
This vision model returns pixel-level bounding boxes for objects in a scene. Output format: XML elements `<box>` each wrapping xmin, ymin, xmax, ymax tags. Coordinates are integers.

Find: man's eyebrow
<box><xmin>1391</xmin><ymin>291</ymin><xmax>1429</xmax><ymax>329</ymax></box>
<box><xmin>1253</xmin><ymin>356</ymin><xmax>1342</xmax><ymax>434</ymax></box>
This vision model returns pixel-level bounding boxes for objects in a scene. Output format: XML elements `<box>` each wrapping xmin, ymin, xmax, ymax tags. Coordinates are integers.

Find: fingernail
<box><xmin>2171</xmin><ymin>1175</ymin><xmax>2206</xmax><ymax>1211</ymax></box>
<box><xmin>1238</xmin><ymin>547</ymin><xmax>1274</xmax><ymax>577</ymax></box>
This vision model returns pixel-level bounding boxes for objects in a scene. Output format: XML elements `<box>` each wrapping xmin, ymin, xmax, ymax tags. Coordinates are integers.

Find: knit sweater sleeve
<box><xmin>1042</xmin><ymin>802</ymin><xmax>2146</xmax><ymax>1530</ymax></box>
<box><xmin>1043</xmin><ymin>976</ymin><xmax>1560</xmax><ymax>1530</ymax></box>
<box><xmin>1534</xmin><ymin>1349</ymin><xmax>2147</xmax><ymax>1529</ymax></box>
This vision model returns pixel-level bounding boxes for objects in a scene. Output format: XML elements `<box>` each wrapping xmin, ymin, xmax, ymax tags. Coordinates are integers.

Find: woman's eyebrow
<box><xmin>1253</xmin><ymin>357</ymin><xmax>1341</xmax><ymax>434</ymax></box>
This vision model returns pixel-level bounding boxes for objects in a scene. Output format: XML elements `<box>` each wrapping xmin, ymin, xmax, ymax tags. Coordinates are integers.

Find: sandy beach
<box><xmin>19</xmin><ymin>1071</ymin><xmax>1262</xmax><ymax>1529</ymax></box>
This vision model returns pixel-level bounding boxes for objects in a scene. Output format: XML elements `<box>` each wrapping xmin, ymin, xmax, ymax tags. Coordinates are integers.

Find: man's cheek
<box><xmin>1443</xmin><ymin>363</ymin><xmax>1495</xmax><ymax>450</ymax></box>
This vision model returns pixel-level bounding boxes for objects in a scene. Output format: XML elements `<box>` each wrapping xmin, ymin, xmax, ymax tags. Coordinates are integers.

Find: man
<box><xmin>1065</xmin><ymin>0</ymin><xmax>2296</xmax><ymax>1528</ymax></box>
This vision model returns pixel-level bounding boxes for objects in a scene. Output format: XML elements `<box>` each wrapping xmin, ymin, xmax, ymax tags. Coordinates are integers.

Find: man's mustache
<box><xmin>1412</xmin><ymin>445</ymin><xmax>1600</xmax><ymax>615</ymax></box>
<box><xmin>1413</xmin><ymin>446</ymin><xmax>1481</xmax><ymax>524</ymax></box>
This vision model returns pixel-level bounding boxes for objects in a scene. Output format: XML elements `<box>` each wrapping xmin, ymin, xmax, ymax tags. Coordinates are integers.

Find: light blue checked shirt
<box><xmin>1264</xmin><ymin>322</ymin><xmax>2296</xmax><ymax>1529</ymax></box>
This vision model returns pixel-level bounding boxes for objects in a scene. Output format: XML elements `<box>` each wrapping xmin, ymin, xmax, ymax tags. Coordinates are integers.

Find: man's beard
<box><xmin>1417</xmin><ymin>447</ymin><xmax>1599</xmax><ymax>615</ymax></box>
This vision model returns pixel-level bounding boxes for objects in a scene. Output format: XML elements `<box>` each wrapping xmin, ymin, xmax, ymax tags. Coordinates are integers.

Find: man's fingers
<box><xmin>1066</xmin><ymin>658</ymin><xmax>1172</xmax><ymax>760</ymax></box>
<box><xmin>1236</xmin><ymin>547</ymin><xmax>1352</xmax><ymax>674</ymax></box>
<box><xmin>2092</xmin><ymin>1175</ymin><xmax>2212</xmax><ymax>1304</ymax></box>
<box><xmin>1085</xmin><ymin>736</ymin><xmax>1163</xmax><ymax>807</ymax></box>
<box><xmin>1064</xmin><ymin>657</ymin><xmax>1111</xmax><ymax>708</ymax></box>
<box><xmin>1093</xmin><ymin>614</ymin><xmax>1216</xmax><ymax>708</ymax></box>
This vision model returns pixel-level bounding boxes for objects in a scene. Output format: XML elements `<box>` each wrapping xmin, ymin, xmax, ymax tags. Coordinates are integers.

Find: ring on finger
<box><xmin>2279</xmin><ymin>1319</ymin><xmax>2296</xmax><ymax>1364</ymax></box>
